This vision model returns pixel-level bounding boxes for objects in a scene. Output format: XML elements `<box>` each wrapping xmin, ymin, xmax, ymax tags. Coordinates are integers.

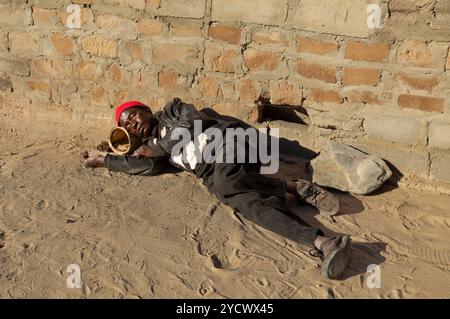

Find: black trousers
<box><xmin>202</xmin><ymin>162</ymin><xmax>318</xmax><ymax>248</ymax></box>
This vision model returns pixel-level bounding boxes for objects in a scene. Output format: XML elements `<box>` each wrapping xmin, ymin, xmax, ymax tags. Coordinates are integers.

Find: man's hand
<box><xmin>80</xmin><ymin>150</ymin><xmax>106</xmax><ymax>168</ymax></box>
<box><xmin>131</xmin><ymin>145</ymin><xmax>160</xmax><ymax>158</ymax></box>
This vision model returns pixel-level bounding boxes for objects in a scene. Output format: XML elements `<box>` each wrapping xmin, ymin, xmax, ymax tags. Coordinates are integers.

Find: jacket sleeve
<box><xmin>157</xmin><ymin>98</ymin><xmax>209</xmax><ymax>155</ymax></box>
<box><xmin>158</xmin><ymin>98</ymin><xmax>204</xmax><ymax>128</ymax></box>
<box><xmin>104</xmin><ymin>154</ymin><xmax>167</xmax><ymax>176</ymax></box>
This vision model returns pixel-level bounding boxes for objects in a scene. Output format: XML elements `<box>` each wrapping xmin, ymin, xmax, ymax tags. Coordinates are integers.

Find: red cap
<box><xmin>115</xmin><ymin>101</ymin><xmax>147</xmax><ymax>125</ymax></box>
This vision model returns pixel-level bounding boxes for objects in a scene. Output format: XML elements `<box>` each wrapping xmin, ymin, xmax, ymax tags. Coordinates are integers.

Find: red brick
<box><xmin>343</xmin><ymin>67</ymin><xmax>381</xmax><ymax>86</ymax></box>
<box><xmin>146</xmin><ymin>95</ymin><xmax>167</xmax><ymax>111</ymax></box>
<box><xmin>32</xmin><ymin>7</ymin><xmax>58</xmax><ymax>27</ymax></box>
<box><xmin>212</xmin><ymin>102</ymin><xmax>240</xmax><ymax>118</ymax></box>
<box><xmin>269</xmin><ymin>80</ymin><xmax>302</xmax><ymax>105</ymax></box>
<box><xmin>252</xmin><ymin>31</ymin><xmax>289</xmax><ymax>47</ymax></box>
<box><xmin>248</xmin><ymin>105</ymin><xmax>261</xmax><ymax>123</ymax></box>
<box><xmin>234</xmin><ymin>78</ymin><xmax>261</xmax><ymax>104</ymax></box>
<box><xmin>208</xmin><ymin>24</ymin><xmax>241</xmax><ymax>44</ymax></box>
<box><xmin>198</xmin><ymin>75</ymin><xmax>223</xmax><ymax>99</ymax></box>
<box><xmin>28</xmin><ymin>80</ymin><xmax>51</xmax><ymax>100</ymax></box>
<box><xmin>204</xmin><ymin>47</ymin><xmax>239</xmax><ymax>73</ymax></box>
<box><xmin>345</xmin><ymin>91</ymin><xmax>381</xmax><ymax>104</ymax></box>
<box><xmin>91</xmin><ymin>86</ymin><xmax>109</xmax><ymax>106</ymax></box>
<box><xmin>397</xmin><ymin>72</ymin><xmax>440</xmax><ymax>93</ymax></box>
<box><xmin>244</xmin><ymin>49</ymin><xmax>281</xmax><ymax>72</ymax></box>
<box><xmin>124</xmin><ymin>42</ymin><xmax>145</xmax><ymax>62</ymax></box>
<box><xmin>31</xmin><ymin>57</ymin><xmax>56</xmax><ymax>78</ymax></box>
<box><xmin>158</xmin><ymin>70</ymin><xmax>178</xmax><ymax>89</ymax></box>
<box><xmin>446</xmin><ymin>49</ymin><xmax>450</xmax><ymax>70</ymax></box>
<box><xmin>130</xmin><ymin>71</ymin><xmax>157</xmax><ymax>89</ymax></box>
<box><xmin>95</xmin><ymin>15</ymin><xmax>138</xmax><ymax>40</ymax></box>
<box><xmin>153</xmin><ymin>44</ymin><xmax>200</xmax><ymax>69</ymax></box>
<box><xmin>146</xmin><ymin>0</ymin><xmax>160</xmax><ymax>10</ymax></box>
<box><xmin>297</xmin><ymin>61</ymin><xmax>337</xmax><ymax>83</ymax></box>
<box><xmin>106</xmin><ymin>63</ymin><xmax>121</xmax><ymax>85</ymax></box>
<box><xmin>398</xmin><ymin>94</ymin><xmax>444</xmax><ymax>112</ymax></box>
<box><xmin>75</xmin><ymin>61</ymin><xmax>102</xmax><ymax>80</ymax></box>
<box><xmin>345</xmin><ymin>41</ymin><xmax>390</xmax><ymax>62</ymax></box>
<box><xmin>137</xmin><ymin>18</ymin><xmax>165</xmax><ymax>36</ymax></box>
<box><xmin>82</xmin><ymin>35</ymin><xmax>118</xmax><ymax>58</ymax></box>
<box><xmin>398</xmin><ymin>40</ymin><xmax>433</xmax><ymax>67</ymax></box>
<box><xmin>110</xmin><ymin>90</ymin><xmax>130</xmax><ymax>109</ymax></box>
<box><xmin>50</xmin><ymin>32</ymin><xmax>74</xmax><ymax>56</ymax></box>
<box><xmin>297</xmin><ymin>37</ymin><xmax>338</xmax><ymax>56</ymax></box>
<box><xmin>31</xmin><ymin>57</ymin><xmax>70</xmax><ymax>79</ymax></box>
<box><xmin>308</xmin><ymin>88</ymin><xmax>343</xmax><ymax>104</ymax></box>
<box><xmin>389</xmin><ymin>0</ymin><xmax>418</xmax><ymax>12</ymax></box>
<box><xmin>172</xmin><ymin>21</ymin><xmax>203</xmax><ymax>37</ymax></box>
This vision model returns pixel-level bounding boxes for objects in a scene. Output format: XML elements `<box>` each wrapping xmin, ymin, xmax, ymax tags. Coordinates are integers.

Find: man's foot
<box><xmin>311</xmin><ymin>235</ymin><xmax>352</xmax><ymax>280</ymax></box>
<box><xmin>295</xmin><ymin>180</ymin><xmax>340</xmax><ymax>216</ymax></box>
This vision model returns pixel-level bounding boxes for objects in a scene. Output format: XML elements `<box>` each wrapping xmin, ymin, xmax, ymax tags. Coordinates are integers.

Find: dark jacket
<box><xmin>105</xmin><ymin>98</ymin><xmax>225</xmax><ymax>176</ymax></box>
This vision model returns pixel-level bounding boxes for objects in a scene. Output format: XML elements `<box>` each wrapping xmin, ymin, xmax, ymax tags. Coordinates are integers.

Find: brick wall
<box><xmin>0</xmin><ymin>0</ymin><xmax>450</xmax><ymax>186</ymax></box>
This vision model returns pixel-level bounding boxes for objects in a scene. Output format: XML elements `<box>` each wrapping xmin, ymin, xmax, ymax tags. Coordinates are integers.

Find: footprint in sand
<box><xmin>420</xmin><ymin>214</ymin><xmax>450</xmax><ymax>228</ymax></box>
<box><xmin>373</xmin><ymin>233</ymin><xmax>450</xmax><ymax>266</ymax></box>
<box><xmin>193</xmin><ymin>206</ymin><xmax>246</xmax><ymax>271</ymax></box>
<box><xmin>208</xmin><ymin>247</ymin><xmax>242</xmax><ymax>271</ymax></box>
<box><xmin>35</xmin><ymin>199</ymin><xmax>48</xmax><ymax>211</ymax></box>
<box><xmin>192</xmin><ymin>229</ymin><xmax>244</xmax><ymax>271</ymax></box>
<box><xmin>198</xmin><ymin>279</ymin><xmax>215</xmax><ymax>296</ymax></box>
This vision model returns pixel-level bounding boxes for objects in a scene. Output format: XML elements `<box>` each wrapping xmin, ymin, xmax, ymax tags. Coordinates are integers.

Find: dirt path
<box><xmin>0</xmin><ymin>113</ymin><xmax>449</xmax><ymax>298</ymax></box>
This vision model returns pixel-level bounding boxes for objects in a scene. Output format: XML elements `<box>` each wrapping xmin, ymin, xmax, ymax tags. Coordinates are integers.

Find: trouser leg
<box><xmin>204</xmin><ymin>163</ymin><xmax>318</xmax><ymax>248</ymax></box>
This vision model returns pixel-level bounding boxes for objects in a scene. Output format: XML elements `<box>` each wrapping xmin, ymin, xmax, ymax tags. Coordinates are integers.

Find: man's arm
<box><xmin>157</xmin><ymin>98</ymin><xmax>209</xmax><ymax>155</ymax></box>
<box><xmin>80</xmin><ymin>149</ymin><xmax>167</xmax><ymax>176</ymax></box>
<box><xmin>104</xmin><ymin>154</ymin><xmax>166</xmax><ymax>176</ymax></box>
<box><xmin>158</xmin><ymin>98</ymin><xmax>205</xmax><ymax>128</ymax></box>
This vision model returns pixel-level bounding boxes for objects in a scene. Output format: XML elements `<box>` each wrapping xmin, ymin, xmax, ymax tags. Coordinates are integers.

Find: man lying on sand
<box><xmin>80</xmin><ymin>98</ymin><xmax>352</xmax><ymax>279</ymax></box>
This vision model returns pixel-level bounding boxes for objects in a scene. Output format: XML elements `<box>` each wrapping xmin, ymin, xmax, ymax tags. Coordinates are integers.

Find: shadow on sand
<box><xmin>340</xmin><ymin>241</ymin><xmax>387</xmax><ymax>281</ymax></box>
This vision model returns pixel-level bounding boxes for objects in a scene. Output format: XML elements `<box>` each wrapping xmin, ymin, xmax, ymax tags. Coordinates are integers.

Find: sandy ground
<box><xmin>0</xmin><ymin>112</ymin><xmax>449</xmax><ymax>299</ymax></box>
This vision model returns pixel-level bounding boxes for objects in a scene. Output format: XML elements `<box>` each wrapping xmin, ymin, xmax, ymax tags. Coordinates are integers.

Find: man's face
<box><xmin>119</xmin><ymin>106</ymin><xmax>156</xmax><ymax>138</ymax></box>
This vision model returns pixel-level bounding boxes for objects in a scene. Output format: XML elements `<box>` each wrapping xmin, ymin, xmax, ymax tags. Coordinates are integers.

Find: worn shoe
<box><xmin>295</xmin><ymin>180</ymin><xmax>340</xmax><ymax>216</ymax></box>
<box><xmin>310</xmin><ymin>235</ymin><xmax>352</xmax><ymax>280</ymax></box>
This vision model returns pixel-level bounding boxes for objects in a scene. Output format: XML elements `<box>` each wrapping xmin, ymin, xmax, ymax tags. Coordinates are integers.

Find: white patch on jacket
<box><xmin>170</xmin><ymin>132</ymin><xmax>208</xmax><ymax>170</ymax></box>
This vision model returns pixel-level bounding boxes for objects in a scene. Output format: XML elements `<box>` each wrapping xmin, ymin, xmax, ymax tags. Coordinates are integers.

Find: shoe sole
<box><xmin>321</xmin><ymin>236</ymin><xmax>352</xmax><ymax>280</ymax></box>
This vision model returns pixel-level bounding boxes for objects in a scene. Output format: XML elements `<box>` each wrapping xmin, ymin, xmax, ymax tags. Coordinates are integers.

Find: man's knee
<box><xmin>211</xmin><ymin>164</ymin><xmax>245</xmax><ymax>194</ymax></box>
